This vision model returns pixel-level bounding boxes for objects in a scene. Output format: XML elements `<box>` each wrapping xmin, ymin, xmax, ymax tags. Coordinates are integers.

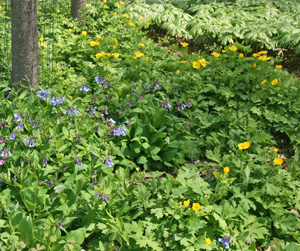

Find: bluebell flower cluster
<box><xmin>95</xmin><ymin>192</ymin><xmax>110</xmax><ymax>203</ymax></box>
<box><xmin>113</xmin><ymin>125</ymin><xmax>126</xmax><ymax>136</ymax></box>
<box><xmin>15</xmin><ymin>122</ymin><xmax>24</xmax><ymax>131</ymax></box>
<box><xmin>26</xmin><ymin>139</ymin><xmax>35</xmax><ymax>147</ymax></box>
<box><xmin>144</xmin><ymin>82</ymin><xmax>151</xmax><ymax>90</ymax></box>
<box><xmin>37</xmin><ymin>89</ymin><xmax>51</xmax><ymax>100</ymax></box>
<box><xmin>80</xmin><ymin>85</ymin><xmax>89</xmax><ymax>92</ymax></box>
<box><xmin>1</xmin><ymin>149</ymin><xmax>13</xmax><ymax>158</ymax></box>
<box><xmin>9</xmin><ymin>133</ymin><xmax>16</xmax><ymax>140</ymax></box>
<box><xmin>50</xmin><ymin>96</ymin><xmax>66</xmax><ymax>106</ymax></box>
<box><xmin>89</xmin><ymin>107</ymin><xmax>97</xmax><ymax>114</ymax></box>
<box><xmin>105</xmin><ymin>157</ymin><xmax>114</xmax><ymax>167</ymax></box>
<box><xmin>76</xmin><ymin>157</ymin><xmax>83</xmax><ymax>168</ymax></box>
<box><xmin>152</xmin><ymin>82</ymin><xmax>159</xmax><ymax>91</ymax></box>
<box><xmin>0</xmin><ymin>160</ymin><xmax>5</xmax><ymax>165</ymax></box>
<box><xmin>95</xmin><ymin>75</ymin><xmax>105</xmax><ymax>85</ymax></box>
<box><xmin>14</xmin><ymin>113</ymin><xmax>21</xmax><ymax>122</ymax></box>
<box><xmin>218</xmin><ymin>236</ymin><xmax>230</xmax><ymax>249</ymax></box>
<box><xmin>43</xmin><ymin>158</ymin><xmax>47</xmax><ymax>167</ymax></box>
<box><xmin>162</xmin><ymin>100</ymin><xmax>171</xmax><ymax>109</ymax></box>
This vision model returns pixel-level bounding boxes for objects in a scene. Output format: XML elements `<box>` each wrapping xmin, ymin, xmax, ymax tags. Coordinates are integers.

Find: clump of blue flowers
<box><xmin>218</xmin><ymin>236</ymin><xmax>230</xmax><ymax>249</ymax></box>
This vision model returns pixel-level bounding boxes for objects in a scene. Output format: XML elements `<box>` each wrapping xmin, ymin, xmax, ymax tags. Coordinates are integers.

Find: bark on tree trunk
<box><xmin>11</xmin><ymin>0</ymin><xmax>39</xmax><ymax>90</ymax></box>
<box><xmin>71</xmin><ymin>0</ymin><xmax>86</xmax><ymax>21</ymax></box>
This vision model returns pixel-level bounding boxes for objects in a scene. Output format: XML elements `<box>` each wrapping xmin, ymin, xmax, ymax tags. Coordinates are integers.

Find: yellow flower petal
<box><xmin>261</xmin><ymin>79</ymin><xmax>267</xmax><ymax>84</ymax></box>
<box><xmin>273</xmin><ymin>158</ymin><xmax>283</xmax><ymax>165</ymax></box>
<box><xmin>181</xmin><ymin>42</ymin><xmax>189</xmax><ymax>48</ymax></box>
<box><xmin>238</xmin><ymin>142</ymin><xmax>251</xmax><ymax>150</ymax></box>
<box><xmin>183</xmin><ymin>200</ymin><xmax>190</xmax><ymax>207</ymax></box>
<box><xmin>271</xmin><ymin>79</ymin><xmax>278</xmax><ymax>85</ymax></box>
<box><xmin>205</xmin><ymin>238</ymin><xmax>212</xmax><ymax>245</ymax></box>
<box><xmin>224</xmin><ymin>167</ymin><xmax>230</xmax><ymax>173</ymax></box>
<box><xmin>192</xmin><ymin>203</ymin><xmax>200</xmax><ymax>211</ymax></box>
<box><xmin>212</xmin><ymin>52</ymin><xmax>220</xmax><ymax>58</ymax></box>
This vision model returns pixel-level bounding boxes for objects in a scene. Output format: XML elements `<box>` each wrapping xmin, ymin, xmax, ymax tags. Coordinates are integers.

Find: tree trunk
<box><xmin>71</xmin><ymin>0</ymin><xmax>86</xmax><ymax>21</ymax></box>
<box><xmin>11</xmin><ymin>0</ymin><xmax>39</xmax><ymax>90</ymax></box>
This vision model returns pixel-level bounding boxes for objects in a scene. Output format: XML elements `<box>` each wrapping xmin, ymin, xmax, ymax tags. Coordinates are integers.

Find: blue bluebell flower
<box><xmin>89</xmin><ymin>107</ymin><xmax>97</xmax><ymax>114</ymax></box>
<box><xmin>80</xmin><ymin>85</ymin><xmax>89</xmax><ymax>92</ymax></box>
<box><xmin>15</xmin><ymin>122</ymin><xmax>23</xmax><ymax>131</ymax></box>
<box><xmin>26</xmin><ymin>139</ymin><xmax>35</xmax><ymax>147</ymax></box>
<box><xmin>144</xmin><ymin>82</ymin><xmax>151</xmax><ymax>90</ymax></box>
<box><xmin>103</xmin><ymin>82</ymin><xmax>110</xmax><ymax>88</ymax></box>
<box><xmin>95</xmin><ymin>76</ymin><xmax>105</xmax><ymax>85</ymax></box>
<box><xmin>105</xmin><ymin>157</ymin><xmax>114</xmax><ymax>167</ymax></box>
<box><xmin>50</xmin><ymin>96</ymin><xmax>66</xmax><ymax>106</ymax></box>
<box><xmin>76</xmin><ymin>157</ymin><xmax>83</xmax><ymax>168</ymax></box>
<box><xmin>43</xmin><ymin>158</ymin><xmax>47</xmax><ymax>167</ymax></box>
<box><xmin>0</xmin><ymin>160</ymin><xmax>5</xmax><ymax>165</ymax></box>
<box><xmin>218</xmin><ymin>236</ymin><xmax>230</xmax><ymax>249</ymax></box>
<box><xmin>37</xmin><ymin>89</ymin><xmax>51</xmax><ymax>100</ymax></box>
<box><xmin>9</xmin><ymin>133</ymin><xmax>16</xmax><ymax>140</ymax></box>
<box><xmin>181</xmin><ymin>103</ymin><xmax>186</xmax><ymax>110</ymax></box>
<box><xmin>162</xmin><ymin>101</ymin><xmax>171</xmax><ymax>109</ymax></box>
<box><xmin>14</xmin><ymin>113</ymin><xmax>21</xmax><ymax>122</ymax></box>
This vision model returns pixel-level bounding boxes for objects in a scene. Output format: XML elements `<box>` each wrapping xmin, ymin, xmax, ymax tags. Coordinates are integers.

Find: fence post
<box><xmin>11</xmin><ymin>0</ymin><xmax>39</xmax><ymax>90</ymax></box>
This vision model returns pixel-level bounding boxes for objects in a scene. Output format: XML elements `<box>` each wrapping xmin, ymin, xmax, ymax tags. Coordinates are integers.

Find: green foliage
<box><xmin>125</xmin><ymin>0</ymin><xmax>300</xmax><ymax>52</ymax></box>
<box><xmin>0</xmin><ymin>0</ymin><xmax>299</xmax><ymax>250</ymax></box>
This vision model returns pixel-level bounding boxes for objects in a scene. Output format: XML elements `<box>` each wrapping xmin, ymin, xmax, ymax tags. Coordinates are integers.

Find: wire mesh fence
<box><xmin>0</xmin><ymin>0</ymin><xmax>104</xmax><ymax>87</ymax></box>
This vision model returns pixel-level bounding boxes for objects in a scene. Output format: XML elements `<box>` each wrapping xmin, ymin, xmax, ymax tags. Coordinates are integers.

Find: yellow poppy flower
<box><xmin>128</xmin><ymin>23</ymin><xmax>135</xmax><ymax>27</ymax></box>
<box><xmin>40</xmin><ymin>37</ymin><xmax>44</xmax><ymax>42</ymax></box>
<box><xmin>183</xmin><ymin>200</ymin><xmax>190</xmax><ymax>207</ymax></box>
<box><xmin>199</xmin><ymin>58</ymin><xmax>206</xmax><ymax>67</ymax></box>
<box><xmin>276</xmin><ymin>65</ymin><xmax>282</xmax><ymax>69</ymax></box>
<box><xmin>95</xmin><ymin>41</ymin><xmax>100</xmax><ymax>46</ymax></box>
<box><xmin>113</xmin><ymin>12</ymin><xmax>117</xmax><ymax>15</ymax></box>
<box><xmin>271</xmin><ymin>79</ymin><xmax>278</xmax><ymax>85</ymax></box>
<box><xmin>68</xmin><ymin>28</ymin><xmax>73</xmax><ymax>32</ymax></box>
<box><xmin>224</xmin><ymin>167</ymin><xmax>230</xmax><ymax>173</ymax></box>
<box><xmin>193</xmin><ymin>61</ymin><xmax>201</xmax><ymax>69</ymax></box>
<box><xmin>274</xmin><ymin>148</ymin><xmax>279</xmax><ymax>153</ymax></box>
<box><xmin>139</xmin><ymin>43</ymin><xmax>145</xmax><ymax>47</ymax></box>
<box><xmin>180</xmin><ymin>60</ymin><xmax>187</xmax><ymax>63</ymax></box>
<box><xmin>114</xmin><ymin>38</ymin><xmax>118</xmax><ymax>43</ymax></box>
<box><xmin>40</xmin><ymin>43</ymin><xmax>47</xmax><ymax>48</ymax></box>
<box><xmin>253</xmin><ymin>64</ymin><xmax>256</xmax><ymax>67</ymax></box>
<box><xmin>112</xmin><ymin>53</ymin><xmax>120</xmax><ymax>58</ymax></box>
<box><xmin>205</xmin><ymin>238</ymin><xmax>212</xmax><ymax>245</ymax></box>
<box><xmin>222</xmin><ymin>49</ymin><xmax>226</xmax><ymax>53</ymax></box>
<box><xmin>261</xmin><ymin>79</ymin><xmax>267</xmax><ymax>84</ymax></box>
<box><xmin>253</xmin><ymin>53</ymin><xmax>260</xmax><ymax>57</ymax></box>
<box><xmin>122</xmin><ymin>13</ymin><xmax>129</xmax><ymax>18</ymax></box>
<box><xmin>212</xmin><ymin>52</ymin><xmax>220</xmax><ymax>58</ymax></box>
<box><xmin>176</xmin><ymin>70</ymin><xmax>180</xmax><ymax>74</ymax></box>
<box><xmin>134</xmin><ymin>51</ymin><xmax>144</xmax><ymax>57</ymax></box>
<box><xmin>57</xmin><ymin>9</ymin><xmax>61</xmax><ymax>13</ymax></box>
<box><xmin>181</xmin><ymin>42</ymin><xmax>189</xmax><ymax>48</ymax></box>
<box><xmin>229</xmin><ymin>45</ymin><xmax>237</xmax><ymax>51</ymax></box>
<box><xmin>238</xmin><ymin>142</ymin><xmax>251</xmax><ymax>150</ymax></box>
<box><xmin>140</xmin><ymin>17</ymin><xmax>144</xmax><ymax>20</ymax></box>
<box><xmin>90</xmin><ymin>41</ymin><xmax>96</xmax><ymax>46</ymax></box>
<box><xmin>113</xmin><ymin>45</ymin><xmax>117</xmax><ymax>49</ymax></box>
<box><xmin>239</xmin><ymin>53</ymin><xmax>244</xmax><ymax>57</ymax></box>
<box><xmin>86</xmin><ymin>4</ymin><xmax>91</xmax><ymax>7</ymax></box>
<box><xmin>192</xmin><ymin>203</ymin><xmax>200</xmax><ymax>211</ymax></box>
<box><xmin>273</xmin><ymin>158</ymin><xmax>283</xmax><ymax>165</ymax></box>
<box><xmin>120</xmin><ymin>1</ymin><xmax>125</xmax><ymax>5</ymax></box>
<box><xmin>258</xmin><ymin>55</ymin><xmax>272</xmax><ymax>61</ymax></box>
<box><xmin>82</xmin><ymin>31</ymin><xmax>87</xmax><ymax>36</ymax></box>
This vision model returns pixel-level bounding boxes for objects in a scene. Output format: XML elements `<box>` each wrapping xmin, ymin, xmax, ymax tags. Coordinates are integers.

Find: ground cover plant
<box><xmin>0</xmin><ymin>0</ymin><xmax>300</xmax><ymax>250</ymax></box>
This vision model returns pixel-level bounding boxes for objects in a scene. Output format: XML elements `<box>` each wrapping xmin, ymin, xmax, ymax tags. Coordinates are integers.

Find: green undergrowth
<box><xmin>0</xmin><ymin>0</ymin><xmax>299</xmax><ymax>250</ymax></box>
